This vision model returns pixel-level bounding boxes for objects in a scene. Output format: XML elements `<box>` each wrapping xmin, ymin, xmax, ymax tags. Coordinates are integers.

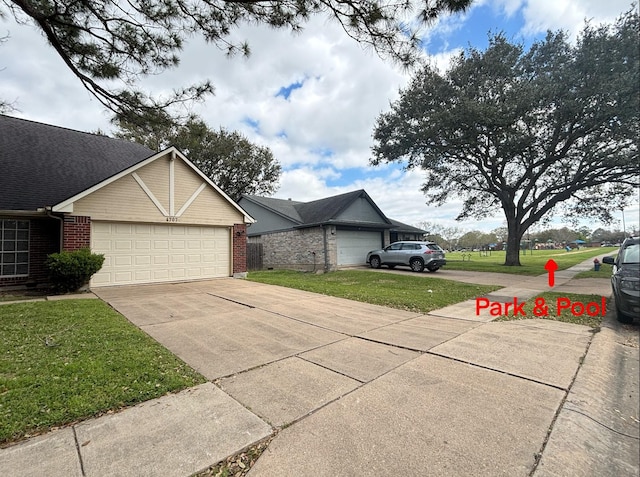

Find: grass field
<box><xmin>443</xmin><ymin>247</ymin><xmax>616</xmax><ymax>275</ymax></box>
<box><xmin>248</xmin><ymin>270</ymin><xmax>500</xmax><ymax>313</ymax></box>
<box><xmin>0</xmin><ymin>300</ymin><xmax>205</xmax><ymax>444</ymax></box>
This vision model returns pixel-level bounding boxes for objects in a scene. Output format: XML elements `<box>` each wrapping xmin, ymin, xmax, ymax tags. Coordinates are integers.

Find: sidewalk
<box><xmin>1</xmin><ymin>256</ymin><xmax>637</xmax><ymax>476</ymax></box>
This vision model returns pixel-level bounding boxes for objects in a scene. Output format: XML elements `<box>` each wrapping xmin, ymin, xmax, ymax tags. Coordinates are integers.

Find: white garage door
<box><xmin>91</xmin><ymin>222</ymin><xmax>230</xmax><ymax>287</ymax></box>
<box><xmin>337</xmin><ymin>230</ymin><xmax>383</xmax><ymax>266</ymax></box>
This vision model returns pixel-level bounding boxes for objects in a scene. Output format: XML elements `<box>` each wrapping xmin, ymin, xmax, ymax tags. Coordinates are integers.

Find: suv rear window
<box><xmin>426</xmin><ymin>244</ymin><xmax>443</xmax><ymax>251</ymax></box>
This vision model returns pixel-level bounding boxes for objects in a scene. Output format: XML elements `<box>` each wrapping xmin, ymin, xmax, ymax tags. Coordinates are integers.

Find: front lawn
<box><xmin>494</xmin><ymin>292</ymin><xmax>606</xmax><ymax>329</ymax></box>
<box><xmin>248</xmin><ymin>270</ymin><xmax>500</xmax><ymax>313</ymax></box>
<box><xmin>0</xmin><ymin>300</ymin><xmax>205</xmax><ymax>444</ymax></box>
<box><xmin>443</xmin><ymin>247</ymin><xmax>616</xmax><ymax>275</ymax></box>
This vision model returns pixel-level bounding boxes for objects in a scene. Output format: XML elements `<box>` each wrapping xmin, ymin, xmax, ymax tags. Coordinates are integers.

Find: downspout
<box><xmin>45</xmin><ymin>207</ymin><xmax>64</xmax><ymax>252</ymax></box>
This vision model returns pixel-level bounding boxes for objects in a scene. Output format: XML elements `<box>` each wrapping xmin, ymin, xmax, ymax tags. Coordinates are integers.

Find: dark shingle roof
<box><xmin>0</xmin><ymin>115</ymin><xmax>155</xmax><ymax>210</ymax></box>
<box><xmin>241</xmin><ymin>196</ymin><xmax>304</xmax><ymax>223</ymax></box>
<box><xmin>388</xmin><ymin>219</ymin><xmax>427</xmax><ymax>234</ymax></box>
<box><xmin>243</xmin><ymin>190</ymin><xmax>393</xmax><ymax>227</ymax></box>
<box><xmin>295</xmin><ymin>190</ymin><xmax>371</xmax><ymax>224</ymax></box>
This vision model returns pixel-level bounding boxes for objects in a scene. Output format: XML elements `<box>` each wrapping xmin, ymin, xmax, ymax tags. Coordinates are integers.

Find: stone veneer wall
<box><xmin>260</xmin><ymin>225</ymin><xmax>338</xmax><ymax>272</ymax></box>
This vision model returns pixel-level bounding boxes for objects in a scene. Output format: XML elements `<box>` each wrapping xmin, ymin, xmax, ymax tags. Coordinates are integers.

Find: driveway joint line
<box><xmin>71</xmin><ymin>425</ymin><xmax>86</xmax><ymax>477</ymax></box>
<box><xmin>528</xmin><ymin>330</ymin><xmax>596</xmax><ymax>476</ymax></box>
<box><xmin>250</xmin><ymin>306</ymin><xmax>356</xmax><ymax>337</ymax></box>
<box><xmin>426</xmin><ymin>350</ymin><xmax>570</xmax><ymax>392</ymax></box>
<box><xmin>206</xmin><ymin>293</ymin><xmax>256</xmax><ymax>308</ymax></box>
<box><xmin>296</xmin><ymin>355</ymin><xmax>367</xmax><ymax>384</ymax></box>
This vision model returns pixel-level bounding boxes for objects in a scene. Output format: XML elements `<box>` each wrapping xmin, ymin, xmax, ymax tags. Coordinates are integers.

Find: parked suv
<box><xmin>366</xmin><ymin>241</ymin><xmax>446</xmax><ymax>273</ymax></box>
<box><xmin>602</xmin><ymin>236</ymin><xmax>639</xmax><ymax>324</ymax></box>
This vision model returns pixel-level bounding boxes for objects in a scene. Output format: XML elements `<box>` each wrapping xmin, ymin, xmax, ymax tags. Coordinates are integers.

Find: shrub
<box><xmin>46</xmin><ymin>249</ymin><xmax>105</xmax><ymax>293</ymax></box>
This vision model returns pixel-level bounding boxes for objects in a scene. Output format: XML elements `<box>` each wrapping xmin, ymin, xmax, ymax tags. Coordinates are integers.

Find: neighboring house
<box><xmin>389</xmin><ymin>219</ymin><xmax>428</xmax><ymax>242</ymax></box>
<box><xmin>0</xmin><ymin>115</ymin><xmax>253</xmax><ymax>289</ymax></box>
<box><xmin>239</xmin><ymin>190</ymin><xmax>426</xmax><ymax>271</ymax></box>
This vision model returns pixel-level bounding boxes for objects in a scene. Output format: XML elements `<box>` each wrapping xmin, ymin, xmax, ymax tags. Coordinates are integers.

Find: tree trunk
<box><xmin>504</xmin><ymin>216</ymin><xmax>522</xmax><ymax>266</ymax></box>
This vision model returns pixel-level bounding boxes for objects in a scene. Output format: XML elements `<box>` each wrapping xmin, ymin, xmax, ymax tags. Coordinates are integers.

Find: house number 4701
<box><xmin>166</xmin><ymin>217</ymin><xmax>179</xmax><ymax>222</ymax></box>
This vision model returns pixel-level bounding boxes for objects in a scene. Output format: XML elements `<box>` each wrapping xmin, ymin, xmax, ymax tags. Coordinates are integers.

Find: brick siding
<box><xmin>258</xmin><ymin>226</ymin><xmax>336</xmax><ymax>272</ymax></box>
<box><xmin>62</xmin><ymin>216</ymin><xmax>91</xmax><ymax>251</ymax></box>
<box><xmin>232</xmin><ymin>223</ymin><xmax>247</xmax><ymax>275</ymax></box>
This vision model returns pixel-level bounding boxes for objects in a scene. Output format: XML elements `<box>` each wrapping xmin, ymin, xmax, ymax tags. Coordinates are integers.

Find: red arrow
<box><xmin>544</xmin><ymin>259</ymin><xmax>558</xmax><ymax>287</ymax></box>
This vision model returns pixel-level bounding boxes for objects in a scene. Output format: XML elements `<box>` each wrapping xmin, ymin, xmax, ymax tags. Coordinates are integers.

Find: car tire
<box><xmin>427</xmin><ymin>266</ymin><xmax>439</xmax><ymax>273</ymax></box>
<box><xmin>410</xmin><ymin>258</ymin><xmax>424</xmax><ymax>272</ymax></box>
<box><xmin>369</xmin><ymin>256</ymin><xmax>381</xmax><ymax>269</ymax></box>
<box><xmin>616</xmin><ymin>303</ymin><xmax>634</xmax><ymax>324</ymax></box>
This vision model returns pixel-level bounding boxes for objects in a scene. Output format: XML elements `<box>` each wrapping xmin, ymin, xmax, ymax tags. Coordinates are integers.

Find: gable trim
<box><xmin>131</xmin><ymin>172</ymin><xmax>169</xmax><ymax>216</ymax></box>
<box><xmin>52</xmin><ymin>147</ymin><xmax>255</xmax><ymax>223</ymax></box>
<box><xmin>176</xmin><ymin>183</ymin><xmax>207</xmax><ymax>217</ymax></box>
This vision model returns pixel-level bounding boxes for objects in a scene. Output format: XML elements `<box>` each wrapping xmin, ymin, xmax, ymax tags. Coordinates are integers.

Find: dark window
<box><xmin>1</xmin><ymin>220</ymin><xmax>30</xmax><ymax>277</ymax></box>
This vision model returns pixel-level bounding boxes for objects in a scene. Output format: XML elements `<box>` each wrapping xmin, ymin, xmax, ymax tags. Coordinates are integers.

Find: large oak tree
<box><xmin>2</xmin><ymin>0</ymin><xmax>472</xmax><ymax>118</ymax></box>
<box><xmin>372</xmin><ymin>9</ymin><xmax>639</xmax><ymax>266</ymax></box>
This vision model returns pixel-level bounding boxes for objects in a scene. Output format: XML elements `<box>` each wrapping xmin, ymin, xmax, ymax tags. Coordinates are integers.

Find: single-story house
<box><xmin>238</xmin><ymin>190</ymin><xmax>426</xmax><ymax>271</ymax></box>
<box><xmin>388</xmin><ymin>219</ymin><xmax>428</xmax><ymax>242</ymax></box>
<box><xmin>0</xmin><ymin>115</ymin><xmax>253</xmax><ymax>289</ymax></box>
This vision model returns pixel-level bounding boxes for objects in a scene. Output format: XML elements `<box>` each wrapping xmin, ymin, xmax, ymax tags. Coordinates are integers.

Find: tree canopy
<box><xmin>2</xmin><ymin>0</ymin><xmax>471</xmax><ymax>118</ymax></box>
<box><xmin>114</xmin><ymin>114</ymin><xmax>281</xmax><ymax>201</ymax></box>
<box><xmin>372</xmin><ymin>8</ymin><xmax>639</xmax><ymax>266</ymax></box>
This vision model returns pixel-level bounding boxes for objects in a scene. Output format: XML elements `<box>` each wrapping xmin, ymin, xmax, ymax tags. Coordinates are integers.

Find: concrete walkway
<box><xmin>1</xmin><ymin>256</ymin><xmax>637</xmax><ymax>476</ymax></box>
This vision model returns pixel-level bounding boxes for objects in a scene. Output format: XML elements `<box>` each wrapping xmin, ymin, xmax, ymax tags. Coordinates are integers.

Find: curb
<box><xmin>534</xmin><ymin>311</ymin><xmax>640</xmax><ymax>476</ymax></box>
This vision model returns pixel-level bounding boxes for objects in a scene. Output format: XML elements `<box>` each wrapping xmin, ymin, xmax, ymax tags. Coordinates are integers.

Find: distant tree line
<box><xmin>417</xmin><ymin>221</ymin><xmax>636</xmax><ymax>251</ymax></box>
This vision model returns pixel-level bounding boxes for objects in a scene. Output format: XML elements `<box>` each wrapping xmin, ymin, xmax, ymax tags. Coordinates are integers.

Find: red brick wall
<box><xmin>0</xmin><ymin>217</ymin><xmax>60</xmax><ymax>288</ymax></box>
<box><xmin>233</xmin><ymin>223</ymin><xmax>247</xmax><ymax>274</ymax></box>
<box><xmin>62</xmin><ymin>216</ymin><xmax>91</xmax><ymax>251</ymax></box>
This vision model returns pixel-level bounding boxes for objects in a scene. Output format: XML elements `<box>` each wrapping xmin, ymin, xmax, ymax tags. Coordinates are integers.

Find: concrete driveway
<box><xmin>92</xmin><ymin>277</ymin><xmax>612</xmax><ymax>476</ymax></box>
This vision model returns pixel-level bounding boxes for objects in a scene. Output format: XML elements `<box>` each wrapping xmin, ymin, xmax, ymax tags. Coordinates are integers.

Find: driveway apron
<box><xmin>93</xmin><ymin>277</ymin><xmax>602</xmax><ymax>476</ymax></box>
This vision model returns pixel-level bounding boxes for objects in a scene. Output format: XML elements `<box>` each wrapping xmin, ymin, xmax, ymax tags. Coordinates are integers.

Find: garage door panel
<box><xmin>114</xmin><ymin>256</ymin><xmax>132</xmax><ymax>266</ymax></box>
<box><xmin>337</xmin><ymin>230</ymin><xmax>383</xmax><ymax>266</ymax></box>
<box><xmin>135</xmin><ymin>271</ymin><xmax>151</xmax><ymax>281</ymax></box>
<box><xmin>91</xmin><ymin>222</ymin><xmax>231</xmax><ymax>287</ymax></box>
<box><xmin>135</xmin><ymin>240</ymin><xmax>151</xmax><ymax>250</ymax></box>
<box><xmin>135</xmin><ymin>256</ymin><xmax>151</xmax><ymax>266</ymax></box>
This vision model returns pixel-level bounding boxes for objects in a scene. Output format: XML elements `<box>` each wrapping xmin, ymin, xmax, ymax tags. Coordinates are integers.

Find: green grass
<box><xmin>248</xmin><ymin>270</ymin><xmax>500</xmax><ymax>313</ymax></box>
<box><xmin>444</xmin><ymin>247</ymin><xmax>617</xmax><ymax>275</ymax></box>
<box><xmin>494</xmin><ymin>292</ymin><xmax>606</xmax><ymax>328</ymax></box>
<box><xmin>0</xmin><ymin>300</ymin><xmax>206</xmax><ymax>444</ymax></box>
<box><xmin>573</xmin><ymin>262</ymin><xmax>614</xmax><ymax>279</ymax></box>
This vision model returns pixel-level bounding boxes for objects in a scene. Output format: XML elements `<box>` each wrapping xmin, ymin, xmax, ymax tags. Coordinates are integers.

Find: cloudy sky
<box><xmin>1</xmin><ymin>0</ymin><xmax>638</xmax><ymax>234</ymax></box>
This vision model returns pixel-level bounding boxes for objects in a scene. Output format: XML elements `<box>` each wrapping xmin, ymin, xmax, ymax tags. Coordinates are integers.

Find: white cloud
<box><xmin>1</xmin><ymin>2</ymin><xmax>636</xmax><ymax>235</ymax></box>
<box><xmin>520</xmin><ymin>0</ymin><xmax>634</xmax><ymax>38</ymax></box>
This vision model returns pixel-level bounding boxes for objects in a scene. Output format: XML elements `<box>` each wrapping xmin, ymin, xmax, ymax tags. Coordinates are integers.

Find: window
<box><xmin>1</xmin><ymin>220</ymin><xmax>29</xmax><ymax>277</ymax></box>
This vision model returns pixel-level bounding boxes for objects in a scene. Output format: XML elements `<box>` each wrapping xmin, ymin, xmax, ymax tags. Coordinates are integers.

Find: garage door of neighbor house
<box><xmin>90</xmin><ymin>222</ymin><xmax>230</xmax><ymax>287</ymax></box>
<box><xmin>336</xmin><ymin>230</ymin><xmax>383</xmax><ymax>266</ymax></box>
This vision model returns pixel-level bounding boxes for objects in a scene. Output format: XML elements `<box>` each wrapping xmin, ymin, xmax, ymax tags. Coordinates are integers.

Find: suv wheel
<box><xmin>616</xmin><ymin>303</ymin><xmax>634</xmax><ymax>324</ymax></box>
<box><xmin>410</xmin><ymin>258</ymin><xmax>424</xmax><ymax>272</ymax></box>
<box><xmin>427</xmin><ymin>266</ymin><xmax>439</xmax><ymax>273</ymax></box>
<box><xmin>369</xmin><ymin>256</ymin><xmax>381</xmax><ymax>269</ymax></box>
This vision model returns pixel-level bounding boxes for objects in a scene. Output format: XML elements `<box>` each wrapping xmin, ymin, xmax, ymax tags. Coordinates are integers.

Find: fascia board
<box><xmin>51</xmin><ymin>146</ymin><xmax>255</xmax><ymax>224</ymax></box>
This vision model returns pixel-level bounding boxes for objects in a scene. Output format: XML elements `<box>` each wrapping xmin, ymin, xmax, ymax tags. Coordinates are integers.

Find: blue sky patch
<box><xmin>242</xmin><ymin>117</ymin><xmax>260</xmax><ymax>132</ymax></box>
<box><xmin>425</xmin><ymin>4</ymin><xmax>530</xmax><ymax>53</ymax></box>
<box><xmin>311</xmin><ymin>147</ymin><xmax>334</xmax><ymax>158</ymax></box>
<box><xmin>276</xmin><ymin>79</ymin><xmax>305</xmax><ymax>100</ymax></box>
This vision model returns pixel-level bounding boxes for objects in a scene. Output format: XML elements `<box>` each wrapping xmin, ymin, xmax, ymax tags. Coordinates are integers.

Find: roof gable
<box><xmin>295</xmin><ymin>190</ymin><xmax>390</xmax><ymax>226</ymax></box>
<box><xmin>242</xmin><ymin>190</ymin><xmax>392</xmax><ymax>231</ymax></box>
<box><xmin>55</xmin><ymin>147</ymin><xmax>254</xmax><ymax>223</ymax></box>
<box><xmin>0</xmin><ymin>115</ymin><xmax>154</xmax><ymax>210</ymax></box>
